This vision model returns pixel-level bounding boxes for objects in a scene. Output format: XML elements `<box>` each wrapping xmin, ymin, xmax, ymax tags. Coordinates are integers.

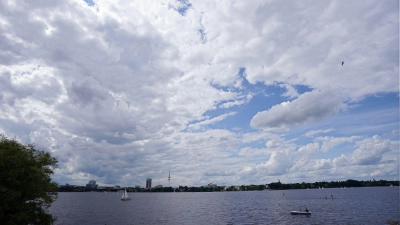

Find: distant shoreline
<box><xmin>58</xmin><ymin>179</ymin><xmax>399</xmax><ymax>192</ymax></box>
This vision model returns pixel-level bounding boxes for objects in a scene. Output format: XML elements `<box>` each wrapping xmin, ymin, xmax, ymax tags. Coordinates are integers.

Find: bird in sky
<box><xmin>342</xmin><ymin>61</ymin><xmax>344</xmax><ymax>66</ymax></box>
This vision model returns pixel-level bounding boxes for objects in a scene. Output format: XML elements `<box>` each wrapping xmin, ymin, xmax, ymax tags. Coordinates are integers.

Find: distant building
<box><xmin>155</xmin><ymin>185</ymin><xmax>162</xmax><ymax>188</ymax></box>
<box><xmin>135</xmin><ymin>185</ymin><xmax>140</xmax><ymax>188</ymax></box>
<box><xmin>85</xmin><ymin>180</ymin><xmax>98</xmax><ymax>189</ymax></box>
<box><xmin>146</xmin><ymin>178</ymin><xmax>152</xmax><ymax>189</ymax></box>
<box><xmin>59</xmin><ymin>183</ymin><xmax>70</xmax><ymax>187</ymax></box>
<box><xmin>208</xmin><ymin>183</ymin><xmax>217</xmax><ymax>188</ymax></box>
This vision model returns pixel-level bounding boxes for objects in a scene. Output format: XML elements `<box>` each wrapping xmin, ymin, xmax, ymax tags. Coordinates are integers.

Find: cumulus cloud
<box><xmin>0</xmin><ymin>0</ymin><xmax>398</xmax><ymax>186</ymax></box>
<box><xmin>239</xmin><ymin>166</ymin><xmax>258</xmax><ymax>176</ymax></box>
<box><xmin>250</xmin><ymin>89</ymin><xmax>342</xmax><ymax>129</ymax></box>
<box><xmin>351</xmin><ymin>135</ymin><xmax>393</xmax><ymax>165</ymax></box>
<box><xmin>333</xmin><ymin>154</ymin><xmax>350</xmax><ymax>167</ymax></box>
<box><xmin>255</xmin><ymin>152</ymin><xmax>294</xmax><ymax>176</ymax></box>
<box><xmin>316</xmin><ymin>136</ymin><xmax>359</xmax><ymax>153</ymax></box>
<box><xmin>239</xmin><ymin>1</ymin><xmax>399</xmax><ymax>101</ymax></box>
<box><xmin>329</xmin><ymin>135</ymin><xmax>395</xmax><ymax>169</ymax></box>
<box><xmin>279</xmin><ymin>84</ymin><xmax>299</xmax><ymax>99</ymax></box>
<box><xmin>238</xmin><ymin>151</ymin><xmax>294</xmax><ymax>178</ymax></box>
<box><xmin>288</xmin><ymin>143</ymin><xmax>320</xmax><ymax>173</ymax></box>
<box><xmin>314</xmin><ymin>158</ymin><xmax>333</xmax><ymax>170</ymax></box>
<box><xmin>298</xmin><ymin>143</ymin><xmax>319</xmax><ymax>156</ymax></box>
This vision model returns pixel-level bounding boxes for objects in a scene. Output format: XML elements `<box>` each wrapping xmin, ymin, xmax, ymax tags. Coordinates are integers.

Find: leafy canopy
<box><xmin>0</xmin><ymin>134</ymin><xmax>58</xmax><ymax>225</ymax></box>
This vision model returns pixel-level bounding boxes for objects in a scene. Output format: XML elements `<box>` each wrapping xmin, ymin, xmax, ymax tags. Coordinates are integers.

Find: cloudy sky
<box><xmin>0</xmin><ymin>0</ymin><xmax>398</xmax><ymax>187</ymax></box>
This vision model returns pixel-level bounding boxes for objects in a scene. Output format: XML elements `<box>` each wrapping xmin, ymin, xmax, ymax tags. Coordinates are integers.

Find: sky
<box><xmin>0</xmin><ymin>0</ymin><xmax>398</xmax><ymax>187</ymax></box>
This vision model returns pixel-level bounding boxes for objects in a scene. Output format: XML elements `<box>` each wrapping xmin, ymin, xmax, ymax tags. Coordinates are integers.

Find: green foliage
<box><xmin>268</xmin><ymin>182</ymin><xmax>282</xmax><ymax>190</ymax></box>
<box><xmin>0</xmin><ymin>134</ymin><xmax>58</xmax><ymax>225</ymax></box>
<box><xmin>267</xmin><ymin>179</ymin><xmax>399</xmax><ymax>190</ymax></box>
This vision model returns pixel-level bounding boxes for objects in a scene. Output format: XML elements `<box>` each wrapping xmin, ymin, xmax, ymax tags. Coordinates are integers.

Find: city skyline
<box><xmin>0</xmin><ymin>0</ymin><xmax>398</xmax><ymax>187</ymax></box>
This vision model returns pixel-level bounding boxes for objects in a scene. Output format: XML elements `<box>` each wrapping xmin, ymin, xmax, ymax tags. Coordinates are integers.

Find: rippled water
<box><xmin>49</xmin><ymin>186</ymin><xmax>399</xmax><ymax>225</ymax></box>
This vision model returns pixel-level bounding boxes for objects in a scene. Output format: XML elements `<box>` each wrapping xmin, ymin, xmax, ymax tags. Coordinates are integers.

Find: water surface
<box><xmin>50</xmin><ymin>186</ymin><xmax>399</xmax><ymax>224</ymax></box>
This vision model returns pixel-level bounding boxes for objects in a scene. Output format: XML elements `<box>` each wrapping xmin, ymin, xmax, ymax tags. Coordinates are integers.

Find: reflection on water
<box><xmin>49</xmin><ymin>186</ymin><xmax>399</xmax><ymax>225</ymax></box>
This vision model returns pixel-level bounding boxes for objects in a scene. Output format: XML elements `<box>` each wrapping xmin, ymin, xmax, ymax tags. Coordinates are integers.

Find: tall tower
<box><xmin>168</xmin><ymin>170</ymin><xmax>171</xmax><ymax>187</ymax></box>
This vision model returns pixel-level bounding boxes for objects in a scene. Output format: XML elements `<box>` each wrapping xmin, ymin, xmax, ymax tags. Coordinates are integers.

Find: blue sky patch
<box><xmin>84</xmin><ymin>0</ymin><xmax>95</xmax><ymax>7</ymax></box>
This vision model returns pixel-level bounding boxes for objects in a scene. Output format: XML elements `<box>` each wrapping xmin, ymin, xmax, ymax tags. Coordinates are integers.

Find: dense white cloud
<box><xmin>279</xmin><ymin>84</ymin><xmax>300</xmax><ymax>99</ymax></box>
<box><xmin>351</xmin><ymin>135</ymin><xmax>394</xmax><ymax>165</ymax></box>
<box><xmin>250</xmin><ymin>89</ymin><xmax>342</xmax><ymax>129</ymax></box>
<box><xmin>238</xmin><ymin>151</ymin><xmax>294</xmax><ymax>177</ymax></box>
<box><xmin>314</xmin><ymin>158</ymin><xmax>332</xmax><ymax>170</ymax></box>
<box><xmin>0</xmin><ymin>0</ymin><xmax>398</xmax><ymax>186</ymax></box>
<box><xmin>235</xmin><ymin>134</ymin><xmax>398</xmax><ymax>183</ymax></box>
<box><xmin>333</xmin><ymin>154</ymin><xmax>350</xmax><ymax>167</ymax></box>
<box><xmin>298</xmin><ymin>143</ymin><xmax>319</xmax><ymax>156</ymax></box>
<box><xmin>256</xmin><ymin>152</ymin><xmax>294</xmax><ymax>176</ymax></box>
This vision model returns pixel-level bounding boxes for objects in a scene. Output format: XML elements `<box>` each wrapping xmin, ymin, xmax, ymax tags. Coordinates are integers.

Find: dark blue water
<box><xmin>49</xmin><ymin>187</ymin><xmax>399</xmax><ymax>225</ymax></box>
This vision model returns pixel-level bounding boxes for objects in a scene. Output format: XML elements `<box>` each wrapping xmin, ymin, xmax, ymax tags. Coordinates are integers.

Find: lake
<box><xmin>49</xmin><ymin>186</ymin><xmax>399</xmax><ymax>225</ymax></box>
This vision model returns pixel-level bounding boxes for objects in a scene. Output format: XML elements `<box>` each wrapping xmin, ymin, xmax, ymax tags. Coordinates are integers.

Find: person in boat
<box><xmin>305</xmin><ymin>207</ymin><xmax>309</xmax><ymax>213</ymax></box>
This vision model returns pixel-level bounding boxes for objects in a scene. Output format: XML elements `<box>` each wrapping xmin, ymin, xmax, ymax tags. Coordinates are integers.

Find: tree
<box><xmin>268</xmin><ymin>182</ymin><xmax>282</xmax><ymax>190</ymax></box>
<box><xmin>0</xmin><ymin>134</ymin><xmax>58</xmax><ymax>225</ymax></box>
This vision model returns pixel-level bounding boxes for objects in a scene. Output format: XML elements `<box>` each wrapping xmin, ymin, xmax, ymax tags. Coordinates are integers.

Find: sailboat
<box><xmin>121</xmin><ymin>189</ymin><xmax>131</xmax><ymax>201</ymax></box>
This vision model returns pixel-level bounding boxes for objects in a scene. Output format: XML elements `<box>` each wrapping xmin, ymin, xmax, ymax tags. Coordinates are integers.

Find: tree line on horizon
<box><xmin>59</xmin><ymin>179</ymin><xmax>398</xmax><ymax>193</ymax></box>
<box><xmin>267</xmin><ymin>179</ymin><xmax>398</xmax><ymax>190</ymax></box>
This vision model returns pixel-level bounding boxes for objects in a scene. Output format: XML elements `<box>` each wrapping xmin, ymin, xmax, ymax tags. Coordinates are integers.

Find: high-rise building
<box><xmin>86</xmin><ymin>180</ymin><xmax>97</xmax><ymax>189</ymax></box>
<box><xmin>146</xmin><ymin>178</ymin><xmax>152</xmax><ymax>189</ymax></box>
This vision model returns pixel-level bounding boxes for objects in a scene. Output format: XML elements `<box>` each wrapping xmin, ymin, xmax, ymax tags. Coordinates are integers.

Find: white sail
<box><xmin>124</xmin><ymin>189</ymin><xmax>129</xmax><ymax>198</ymax></box>
<box><xmin>121</xmin><ymin>189</ymin><xmax>131</xmax><ymax>201</ymax></box>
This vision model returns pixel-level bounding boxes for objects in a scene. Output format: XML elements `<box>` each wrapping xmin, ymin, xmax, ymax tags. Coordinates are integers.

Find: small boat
<box><xmin>121</xmin><ymin>189</ymin><xmax>131</xmax><ymax>201</ymax></box>
<box><xmin>290</xmin><ymin>211</ymin><xmax>311</xmax><ymax>215</ymax></box>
